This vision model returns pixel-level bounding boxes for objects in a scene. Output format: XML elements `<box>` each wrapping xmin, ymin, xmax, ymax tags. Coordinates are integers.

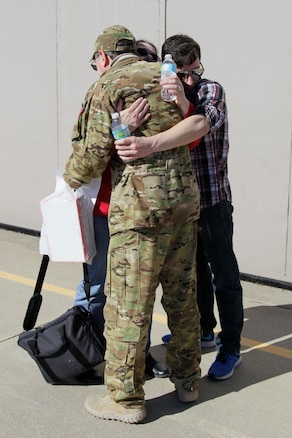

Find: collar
<box><xmin>111</xmin><ymin>53</ymin><xmax>139</xmax><ymax>66</ymax></box>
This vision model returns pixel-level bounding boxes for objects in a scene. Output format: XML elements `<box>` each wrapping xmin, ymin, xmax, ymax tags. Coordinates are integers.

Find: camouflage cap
<box><xmin>91</xmin><ymin>25</ymin><xmax>136</xmax><ymax>59</ymax></box>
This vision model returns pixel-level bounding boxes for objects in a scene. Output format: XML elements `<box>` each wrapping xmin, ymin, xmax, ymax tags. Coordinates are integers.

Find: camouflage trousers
<box><xmin>103</xmin><ymin>219</ymin><xmax>201</xmax><ymax>406</ymax></box>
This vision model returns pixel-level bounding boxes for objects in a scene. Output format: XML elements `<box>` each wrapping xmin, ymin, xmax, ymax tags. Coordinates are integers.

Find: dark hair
<box><xmin>136</xmin><ymin>39</ymin><xmax>160</xmax><ymax>62</ymax></box>
<box><xmin>136</xmin><ymin>39</ymin><xmax>158</xmax><ymax>55</ymax></box>
<box><xmin>161</xmin><ymin>34</ymin><xmax>201</xmax><ymax>68</ymax></box>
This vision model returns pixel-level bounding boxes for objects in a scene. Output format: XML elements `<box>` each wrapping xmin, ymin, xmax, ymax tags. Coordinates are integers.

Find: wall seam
<box><xmin>158</xmin><ymin>0</ymin><xmax>167</xmax><ymax>54</ymax></box>
<box><xmin>55</xmin><ymin>0</ymin><xmax>60</xmax><ymax>167</ymax></box>
<box><xmin>284</xmin><ymin>126</ymin><xmax>292</xmax><ymax>276</ymax></box>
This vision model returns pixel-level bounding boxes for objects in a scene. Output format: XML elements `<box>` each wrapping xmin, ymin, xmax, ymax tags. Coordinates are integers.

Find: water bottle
<box><xmin>161</xmin><ymin>53</ymin><xmax>177</xmax><ymax>102</ymax></box>
<box><xmin>111</xmin><ymin>112</ymin><xmax>131</xmax><ymax>139</ymax></box>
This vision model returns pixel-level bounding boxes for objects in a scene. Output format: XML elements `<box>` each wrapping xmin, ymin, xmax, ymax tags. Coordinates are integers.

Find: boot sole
<box><xmin>85</xmin><ymin>398</ymin><xmax>146</xmax><ymax>423</ymax></box>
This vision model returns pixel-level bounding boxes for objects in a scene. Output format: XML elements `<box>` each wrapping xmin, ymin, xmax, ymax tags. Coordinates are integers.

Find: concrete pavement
<box><xmin>0</xmin><ymin>228</ymin><xmax>292</xmax><ymax>438</ymax></box>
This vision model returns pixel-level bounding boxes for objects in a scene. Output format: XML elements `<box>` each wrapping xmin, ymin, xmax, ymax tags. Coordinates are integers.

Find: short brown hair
<box><xmin>162</xmin><ymin>34</ymin><xmax>201</xmax><ymax>68</ymax></box>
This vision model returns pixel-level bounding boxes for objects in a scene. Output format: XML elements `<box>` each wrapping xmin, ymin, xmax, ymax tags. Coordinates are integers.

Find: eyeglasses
<box><xmin>136</xmin><ymin>47</ymin><xmax>158</xmax><ymax>62</ymax></box>
<box><xmin>177</xmin><ymin>63</ymin><xmax>204</xmax><ymax>81</ymax></box>
<box><xmin>90</xmin><ymin>53</ymin><xmax>99</xmax><ymax>71</ymax></box>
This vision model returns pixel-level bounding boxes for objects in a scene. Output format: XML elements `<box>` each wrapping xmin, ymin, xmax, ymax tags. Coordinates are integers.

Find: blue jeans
<box><xmin>74</xmin><ymin>215</ymin><xmax>152</xmax><ymax>354</ymax></box>
<box><xmin>197</xmin><ymin>200</ymin><xmax>243</xmax><ymax>355</ymax></box>
<box><xmin>74</xmin><ymin>216</ymin><xmax>109</xmax><ymax>332</ymax></box>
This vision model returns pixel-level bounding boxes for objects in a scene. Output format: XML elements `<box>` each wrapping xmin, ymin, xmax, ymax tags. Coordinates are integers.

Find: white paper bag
<box><xmin>39</xmin><ymin>176</ymin><xmax>99</xmax><ymax>263</ymax></box>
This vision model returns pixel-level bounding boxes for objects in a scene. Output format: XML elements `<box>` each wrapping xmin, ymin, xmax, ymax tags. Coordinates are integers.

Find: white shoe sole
<box><xmin>210</xmin><ymin>356</ymin><xmax>242</xmax><ymax>381</ymax></box>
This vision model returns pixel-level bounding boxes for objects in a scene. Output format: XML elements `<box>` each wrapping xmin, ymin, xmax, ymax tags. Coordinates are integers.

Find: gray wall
<box><xmin>1</xmin><ymin>0</ymin><xmax>292</xmax><ymax>283</ymax></box>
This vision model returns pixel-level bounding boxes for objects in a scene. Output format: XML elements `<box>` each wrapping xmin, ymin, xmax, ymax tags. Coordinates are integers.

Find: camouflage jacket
<box><xmin>64</xmin><ymin>54</ymin><xmax>200</xmax><ymax>232</ymax></box>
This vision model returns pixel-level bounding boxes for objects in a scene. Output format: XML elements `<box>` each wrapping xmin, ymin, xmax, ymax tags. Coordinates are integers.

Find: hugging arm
<box><xmin>118</xmin><ymin>97</ymin><xmax>150</xmax><ymax>132</ymax></box>
<box><xmin>115</xmin><ymin>114</ymin><xmax>210</xmax><ymax>162</ymax></box>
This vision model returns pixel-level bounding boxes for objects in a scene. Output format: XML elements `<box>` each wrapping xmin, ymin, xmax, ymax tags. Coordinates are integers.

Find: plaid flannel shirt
<box><xmin>188</xmin><ymin>79</ymin><xmax>232</xmax><ymax>210</ymax></box>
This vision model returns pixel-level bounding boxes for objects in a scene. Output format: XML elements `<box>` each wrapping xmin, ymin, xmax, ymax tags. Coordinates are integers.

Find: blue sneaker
<box><xmin>201</xmin><ymin>330</ymin><xmax>216</xmax><ymax>348</ymax></box>
<box><xmin>208</xmin><ymin>353</ymin><xmax>242</xmax><ymax>380</ymax></box>
<box><xmin>162</xmin><ymin>333</ymin><xmax>171</xmax><ymax>345</ymax></box>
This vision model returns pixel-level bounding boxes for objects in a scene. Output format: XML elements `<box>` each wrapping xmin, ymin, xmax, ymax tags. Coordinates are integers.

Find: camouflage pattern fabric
<box><xmin>64</xmin><ymin>55</ymin><xmax>185</xmax><ymax>188</ymax></box>
<box><xmin>104</xmin><ymin>220</ymin><xmax>201</xmax><ymax>405</ymax></box>
<box><xmin>90</xmin><ymin>24</ymin><xmax>136</xmax><ymax>59</ymax></box>
<box><xmin>64</xmin><ymin>53</ymin><xmax>201</xmax><ymax>405</ymax></box>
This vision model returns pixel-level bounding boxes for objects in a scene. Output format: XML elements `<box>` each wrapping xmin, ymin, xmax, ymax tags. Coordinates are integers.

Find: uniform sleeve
<box><xmin>63</xmin><ymin>83</ymin><xmax>115</xmax><ymax>189</ymax></box>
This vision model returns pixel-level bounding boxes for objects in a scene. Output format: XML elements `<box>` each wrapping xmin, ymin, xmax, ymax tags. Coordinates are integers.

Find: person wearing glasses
<box><xmin>64</xmin><ymin>25</ymin><xmax>201</xmax><ymax>423</ymax></box>
<box><xmin>116</xmin><ymin>34</ymin><xmax>244</xmax><ymax>382</ymax></box>
<box><xmin>71</xmin><ymin>40</ymin><xmax>169</xmax><ymax>385</ymax></box>
<box><xmin>64</xmin><ymin>25</ymin><xmax>202</xmax><ymax>423</ymax></box>
<box><xmin>136</xmin><ymin>39</ymin><xmax>160</xmax><ymax>62</ymax></box>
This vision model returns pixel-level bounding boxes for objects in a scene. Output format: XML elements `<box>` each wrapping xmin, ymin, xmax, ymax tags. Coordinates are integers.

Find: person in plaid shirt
<box><xmin>161</xmin><ymin>34</ymin><xmax>243</xmax><ymax>381</ymax></box>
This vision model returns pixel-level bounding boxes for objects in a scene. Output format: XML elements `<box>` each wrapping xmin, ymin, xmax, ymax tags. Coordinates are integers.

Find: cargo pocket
<box><xmin>106</xmin><ymin>231</ymin><xmax>142</xmax><ymax>303</ymax></box>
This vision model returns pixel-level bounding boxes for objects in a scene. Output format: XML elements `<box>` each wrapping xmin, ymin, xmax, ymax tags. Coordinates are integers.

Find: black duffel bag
<box><xmin>18</xmin><ymin>305</ymin><xmax>106</xmax><ymax>384</ymax></box>
<box><xmin>18</xmin><ymin>256</ymin><xmax>106</xmax><ymax>384</ymax></box>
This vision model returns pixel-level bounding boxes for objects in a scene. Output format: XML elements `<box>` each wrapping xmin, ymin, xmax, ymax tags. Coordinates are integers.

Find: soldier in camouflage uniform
<box><xmin>64</xmin><ymin>25</ymin><xmax>201</xmax><ymax>424</ymax></box>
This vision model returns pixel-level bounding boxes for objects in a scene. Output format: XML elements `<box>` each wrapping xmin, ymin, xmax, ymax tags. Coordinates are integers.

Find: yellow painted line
<box><xmin>241</xmin><ymin>336</ymin><xmax>292</xmax><ymax>359</ymax></box>
<box><xmin>1</xmin><ymin>269</ymin><xmax>292</xmax><ymax>359</ymax></box>
<box><xmin>0</xmin><ymin>271</ymin><xmax>75</xmax><ymax>297</ymax></box>
<box><xmin>153</xmin><ymin>313</ymin><xmax>167</xmax><ymax>324</ymax></box>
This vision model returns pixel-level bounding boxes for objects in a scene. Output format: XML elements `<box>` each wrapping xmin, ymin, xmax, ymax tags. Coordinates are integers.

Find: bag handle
<box><xmin>23</xmin><ymin>254</ymin><xmax>49</xmax><ymax>331</ymax></box>
<box><xmin>82</xmin><ymin>263</ymin><xmax>91</xmax><ymax>303</ymax></box>
<box><xmin>23</xmin><ymin>257</ymin><xmax>91</xmax><ymax>331</ymax></box>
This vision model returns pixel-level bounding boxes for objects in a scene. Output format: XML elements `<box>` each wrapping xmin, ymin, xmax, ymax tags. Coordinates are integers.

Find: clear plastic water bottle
<box><xmin>161</xmin><ymin>53</ymin><xmax>177</xmax><ymax>102</ymax></box>
<box><xmin>111</xmin><ymin>112</ymin><xmax>131</xmax><ymax>139</ymax></box>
